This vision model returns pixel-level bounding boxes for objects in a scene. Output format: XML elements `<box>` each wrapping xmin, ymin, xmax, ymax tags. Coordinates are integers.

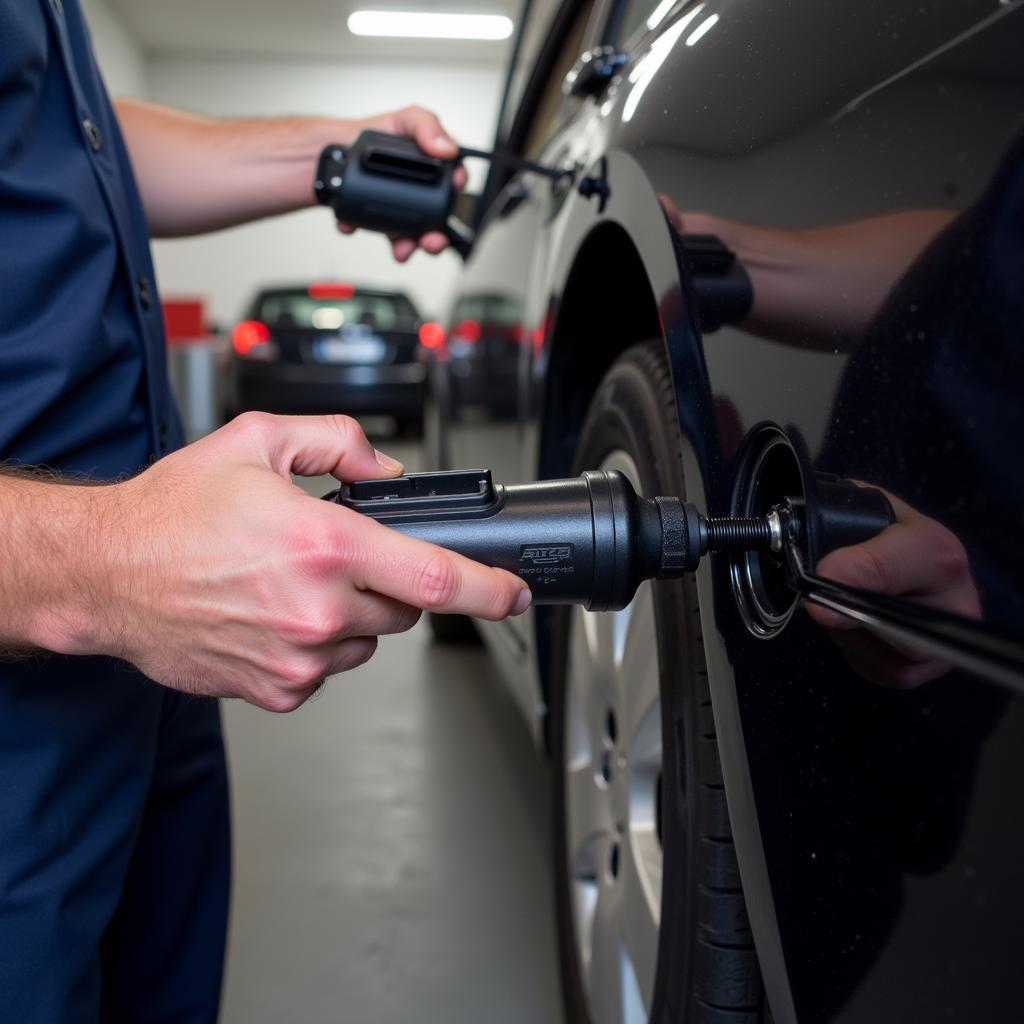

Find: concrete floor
<box><xmin>218</xmin><ymin>440</ymin><xmax>562</xmax><ymax>1024</ymax></box>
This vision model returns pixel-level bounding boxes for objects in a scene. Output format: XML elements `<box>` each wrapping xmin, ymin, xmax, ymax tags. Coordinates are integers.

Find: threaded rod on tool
<box><xmin>703</xmin><ymin>516</ymin><xmax>772</xmax><ymax>552</ymax></box>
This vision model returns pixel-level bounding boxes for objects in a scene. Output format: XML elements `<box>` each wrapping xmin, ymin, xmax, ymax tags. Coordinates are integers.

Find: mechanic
<box><xmin>0</xmin><ymin>2</ymin><xmax>530</xmax><ymax>1021</ymax></box>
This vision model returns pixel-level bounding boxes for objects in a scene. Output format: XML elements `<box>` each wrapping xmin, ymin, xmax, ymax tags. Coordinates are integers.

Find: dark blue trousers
<box><xmin>0</xmin><ymin>656</ymin><xmax>230</xmax><ymax>1022</ymax></box>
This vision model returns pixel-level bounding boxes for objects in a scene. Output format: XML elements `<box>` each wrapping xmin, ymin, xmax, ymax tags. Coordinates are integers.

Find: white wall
<box><xmin>146</xmin><ymin>56</ymin><xmax>506</xmax><ymax>325</ymax></box>
<box><xmin>80</xmin><ymin>0</ymin><xmax>146</xmax><ymax>97</ymax></box>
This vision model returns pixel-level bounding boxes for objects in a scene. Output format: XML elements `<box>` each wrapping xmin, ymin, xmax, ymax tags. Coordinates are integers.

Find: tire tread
<box><xmin>633</xmin><ymin>341</ymin><xmax>763</xmax><ymax>1015</ymax></box>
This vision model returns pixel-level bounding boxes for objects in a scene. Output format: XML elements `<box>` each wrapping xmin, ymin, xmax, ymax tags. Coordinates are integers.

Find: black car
<box><xmin>428</xmin><ymin>1</ymin><xmax>1024</xmax><ymax>1022</ymax></box>
<box><xmin>226</xmin><ymin>283</ymin><xmax>428</xmax><ymax>435</ymax></box>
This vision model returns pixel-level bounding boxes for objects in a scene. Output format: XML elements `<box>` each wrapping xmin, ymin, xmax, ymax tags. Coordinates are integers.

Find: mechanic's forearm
<box><xmin>0</xmin><ymin>472</ymin><xmax>122</xmax><ymax>657</ymax></box>
<box><xmin>115</xmin><ymin>100</ymin><xmax>348</xmax><ymax>237</ymax></box>
<box><xmin>722</xmin><ymin>209</ymin><xmax>958</xmax><ymax>345</ymax></box>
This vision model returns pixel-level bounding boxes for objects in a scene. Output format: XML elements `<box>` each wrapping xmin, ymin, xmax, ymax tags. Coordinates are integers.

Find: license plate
<box><xmin>313</xmin><ymin>337</ymin><xmax>385</xmax><ymax>364</ymax></box>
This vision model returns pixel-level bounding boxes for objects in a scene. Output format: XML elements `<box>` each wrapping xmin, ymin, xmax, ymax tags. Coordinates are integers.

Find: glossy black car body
<box><xmin>226</xmin><ymin>284</ymin><xmax>427</xmax><ymax>431</ymax></box>
<box><xmin>430</xmin><ymin>1</ymin><xmax>1024</xmax><ymax>1021</ymax></box>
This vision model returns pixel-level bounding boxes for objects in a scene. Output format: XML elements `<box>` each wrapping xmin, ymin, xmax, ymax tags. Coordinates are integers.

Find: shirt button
<box><xmin>138</xmin><ymin>276</ymin><xmax>153</xmax><ymax>310</ymax></box>
<box><xmin>83</xmin><ymin>118</ymin><xmax>102</xmax><ymax>153</ymax></box>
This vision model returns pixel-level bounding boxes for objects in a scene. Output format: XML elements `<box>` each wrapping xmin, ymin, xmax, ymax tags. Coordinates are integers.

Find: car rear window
<box><xmin>454</xmin><ymin>294</ymin><xmax>522</xmax><ymax>324</ymax></box>
<box><xmin>257</xmin><ymin>292</ymin><xmax>419</xmax><ymax>332</ymax></box>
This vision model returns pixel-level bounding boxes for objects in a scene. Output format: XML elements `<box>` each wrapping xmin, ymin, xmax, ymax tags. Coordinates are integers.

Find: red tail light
<box><xmin>418</xmin><ymin>321</ymin><xmax>446</xmax><ymax>349</ymax></box>
<box><xmin>308</xmin><ymin>282</ymin><xmax>356</xmax><ymax>300</ymax></box>
<box><xmin>454</xmin><ymin>318</ymin><xmax>482</xmax><ymax>343</ymax></box>
<box><xmin>231</xmin><ymin>320</ymin><xmax>271</xmax><ymax>355</ymax></box>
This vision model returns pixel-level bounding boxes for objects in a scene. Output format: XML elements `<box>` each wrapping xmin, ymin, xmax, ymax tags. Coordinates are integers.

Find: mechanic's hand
<box><xmin>336</xmin><ymin>105</ymin><xmax>468</xmax><ymax>263</ymax></box>
<box><xmin>805</xmin><ymin>491</ymin><xmax>981</xmax><ymax>688</ymax></box>
<box><xmin>101</xmin><ymin>413</ymin><xmax>530</xmax><ymax>712</ymax></box>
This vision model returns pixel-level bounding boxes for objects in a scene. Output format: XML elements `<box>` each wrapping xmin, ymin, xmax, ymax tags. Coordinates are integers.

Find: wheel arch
<box><xmin>533</xmin><ymin>219</ymin><xmax>666</xmax><ymax>751</ymax></box>
<box><xmin>538</xmin><ymin>220</ymin><xmax>664</xmax><ymax>481</ymax></box>
<box><xmin>529</xmin><ymin>180</ymin><xmax>797</xmax><ymax>1022</ymax></box>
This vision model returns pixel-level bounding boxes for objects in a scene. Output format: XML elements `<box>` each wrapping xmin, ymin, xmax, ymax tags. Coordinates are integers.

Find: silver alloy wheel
<box><xmin>565</xmin><ymin>450</ymin><xmax>663</xmax><ymax>1024</ymax></box>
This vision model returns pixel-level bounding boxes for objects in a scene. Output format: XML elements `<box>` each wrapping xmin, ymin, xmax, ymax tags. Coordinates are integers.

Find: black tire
<box><xmin>427</xmin><ymin>611</ymin><xmax>480</xmax><ymax>645</ymax></box>
<box><xmin>550</xmin><ymin>342</ymin><xmax>763</xmax><ymax>1024</ymax></box>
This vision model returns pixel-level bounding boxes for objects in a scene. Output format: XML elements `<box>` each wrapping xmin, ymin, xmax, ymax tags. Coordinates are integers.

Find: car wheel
<box><xmin>551</xmin><ymin>342</ymin><xmax>763</xmax><ymax>1024</ymax></box>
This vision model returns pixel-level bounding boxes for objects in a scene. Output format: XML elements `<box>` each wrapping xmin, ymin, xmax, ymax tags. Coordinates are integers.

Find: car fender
<box><xmin>531</xmin><ymin>145</ymin><xmax>798</xmax><ymax>1023</ymax></box>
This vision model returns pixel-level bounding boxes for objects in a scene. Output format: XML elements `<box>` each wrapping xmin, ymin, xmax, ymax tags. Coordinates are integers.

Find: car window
<box><xmin>522</xmin><ymin>0</ymin><xmax>597</xmax><ymax>158</ymax></box>
<box><xmin>257</xmin><ymin>292</ymin><xmax>419</xmax><ymax>332</ymax></box>
<box><xmin>497</xmin><ymin>0</ymin><xmax>566</xmax><ymax>145</ymax></box>
<box><xmin>454</xmin><ymin>294</ymin><xmax>522</xmax><ymax>324</ymax></box>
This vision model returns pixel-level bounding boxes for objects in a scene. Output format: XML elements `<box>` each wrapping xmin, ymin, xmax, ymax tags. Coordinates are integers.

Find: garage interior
<box><xmin>78</xmin><ymin>1</ymin><xmax>562</xmax><ymax>1020</ymax></box>
<box><xmin>10</xmin><ymin>0</ymin><xmax>1024</xmax><ymax>1020</ymax></box>
<box><xmin>84</xmin><ymin>0</ymin><xmax>508</xmax><ymax>330</ymax></box>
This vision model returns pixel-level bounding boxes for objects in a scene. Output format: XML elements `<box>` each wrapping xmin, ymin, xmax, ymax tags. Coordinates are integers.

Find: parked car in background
<box><xmin>444</xmin><ymin>292</ymin><xmax>523</xmax><ymax>418</ymax></box>
<box><xmin>427</xmin><ymin>1</ymin><xmax>1024</xmax><ymax>1022</ymax></box>
<box><xmin>226</xmin><ymin>283</ymin><xmax>428</xmax><ymax>435</ymax></box>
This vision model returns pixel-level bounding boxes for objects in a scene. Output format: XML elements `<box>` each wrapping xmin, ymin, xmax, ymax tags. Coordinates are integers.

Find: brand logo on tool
<box><xmin>520</xmin><ymin>544</ymin><xmax>573</xmax><ymax>565</ymax></box>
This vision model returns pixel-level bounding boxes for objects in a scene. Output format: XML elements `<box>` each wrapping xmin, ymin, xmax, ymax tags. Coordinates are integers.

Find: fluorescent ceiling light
<box><xmin>685</xmin><ymin>12</ymin><xmax>719</xmax><ymax>45</ymax></box>
<box><xmin>622</xmin><ymin>3</ymin><xmax>704</xmax><ymax>122</ymax></box>
<box><xmin>347</xmin><ymin>11</ymin><xmax>513</xmax><ymax>39</ymax></box>
<box><xmin>646</xmin><ymin>0</ymin><xmax>676</xmax><ymax>31</ymax></box>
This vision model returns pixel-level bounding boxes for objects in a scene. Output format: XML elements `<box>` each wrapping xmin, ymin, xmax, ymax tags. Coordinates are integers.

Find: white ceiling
<box><xmin>108</xmin><ymin>0</ymin><xmax>520</xmax><ymax>62</ymax></box>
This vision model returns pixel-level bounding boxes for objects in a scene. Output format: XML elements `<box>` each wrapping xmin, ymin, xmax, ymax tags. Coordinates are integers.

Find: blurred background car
<box><xmin>225</xmin><ymin>282</ymin><xmax>428</xmax><ymax>436</ymax></box>
<box><xmin>445</xmin><ymin>293</ymin><xmax>523</xmax><ymax>418</ymax></box>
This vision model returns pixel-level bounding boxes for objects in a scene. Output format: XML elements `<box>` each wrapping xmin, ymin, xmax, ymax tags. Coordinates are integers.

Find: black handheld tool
<box><xmin>323</xmin><ymin>469</ymin><xmax>894</xmax><ymax>611</ymax></box>
<box><xmin>314</xmin><ymin>131</ymin><xmax>569</xmax><ymax>258</ymax></box>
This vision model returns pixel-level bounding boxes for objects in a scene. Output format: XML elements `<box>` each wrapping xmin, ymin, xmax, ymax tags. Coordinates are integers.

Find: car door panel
<box><xmin>605</xmin><ymin>2</ymin><xmax>1024</xmax><ymax>1020</ymax></box>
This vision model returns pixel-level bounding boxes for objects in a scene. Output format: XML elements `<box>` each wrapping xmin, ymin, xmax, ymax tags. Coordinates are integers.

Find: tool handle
<box><xmin>324</xmin><ymin>469</ymin><xmax>678</xmax><ymax>610</ymax></box>
<box><xmin>315</xmin><ymin>131</ymin><xmax>456</xmax><ymax>236</ymax></box>
<box><xmin>315</xmin><ymin>132</ymin><xmax>573</xmax><ymax>253</ymax></box>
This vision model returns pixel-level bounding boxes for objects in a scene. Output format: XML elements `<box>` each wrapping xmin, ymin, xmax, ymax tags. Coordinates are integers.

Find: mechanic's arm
<box><xmin>114</xmin><ymin>100</ymin><xmax>462</xmax><ymax>261</ymax></box>
<box><xmin>0</xmin><ymin>414</ymin><xmax>530</xmax><ymax>712</ymax></box>
<box><xmin>659</xmin><ymin>196</ymin><xmax>957</xmax><ymax>343</ymax></box>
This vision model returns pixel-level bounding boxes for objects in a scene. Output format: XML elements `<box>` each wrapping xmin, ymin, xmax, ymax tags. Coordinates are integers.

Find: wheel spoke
<box><xmin>618</xmin><ymin>584</ymin><xmax>661</xmax><ymax>767</ymax></box>
<box><xmin>569</xmin><ymin>609</ymin><xmax>613</xmax><ymax>762</ymax></box>
<box><xmin>566</xmin><ymin>759</ymin><xmax>614</xmax><ymax>862</ymax></box>
<box><xmin>583</xmin><ymin>608</ymin><xmax>617</xmax><ymax>708</ymax></box>
<box><xmin>619</xmin><ymin>828</ymin><xmax>662</xmax><ymax>1011</ymax></box>
<box><xmin>572</xmin><ymin>876</ymin><xmax>599</xmax><ymax>984</ymax></box>
<box><xmin>588</xmin><ymin>853</ymin><xmax>625</xmax><ymax>1024</ymax></box>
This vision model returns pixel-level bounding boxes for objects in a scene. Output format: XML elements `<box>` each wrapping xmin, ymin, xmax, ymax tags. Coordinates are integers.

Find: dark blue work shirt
<box><xmin>0</xmin><ymin>0</ymin><xmax>182</xmax><ymax>477</ymax></box>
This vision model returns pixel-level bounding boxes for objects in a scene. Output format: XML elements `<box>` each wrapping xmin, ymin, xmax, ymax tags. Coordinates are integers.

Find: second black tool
<box><xmin>314</xmin><ymin>131</ymin><xmax>570</xmax><ymax>257</ymax></box>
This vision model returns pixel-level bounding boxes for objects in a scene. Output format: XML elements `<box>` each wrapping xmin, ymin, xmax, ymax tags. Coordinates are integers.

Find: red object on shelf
<box><xmin>162</xmin><ymin>299</ymin><xmax>207</xmax><ymax>345</ymax></box>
